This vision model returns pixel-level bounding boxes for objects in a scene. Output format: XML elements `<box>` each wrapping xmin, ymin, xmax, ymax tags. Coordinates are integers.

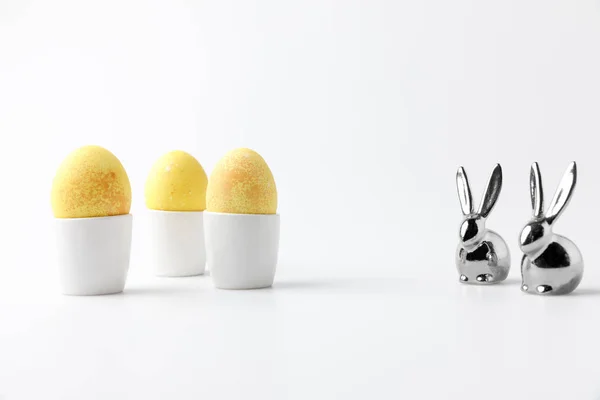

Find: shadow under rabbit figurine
<box><xmin>519</xmin><ymin>162</ymin><xmax>583</xmax><ymax>296</ymax></box>
<box><xmin>455</xmin><ymin>164</ymin><xmax>511</xmax><ymax>284</ymax></box>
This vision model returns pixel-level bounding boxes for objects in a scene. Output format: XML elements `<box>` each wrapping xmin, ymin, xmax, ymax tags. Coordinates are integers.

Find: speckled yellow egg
<box><xmin>206</xmin><ymin>148</ymin><xmax>277</xmax><ymax>214</ymax></box>
<box><xmin>145</xmin><ymin>150</ymin><xmax>208</xmax><ymax>211</ymax></box>
<box><xmin>51</xmin><ymin>145</ymin><xmax>132</xmax><ymax>218</ymax></box>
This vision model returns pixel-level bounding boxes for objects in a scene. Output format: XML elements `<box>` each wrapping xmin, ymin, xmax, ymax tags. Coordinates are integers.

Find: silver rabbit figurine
<box><xmin>455</xmin><ymin>164</ymin><xmax>511</xmax><ymax>284</ymax></box>
<box><xmin>519</xmin><ymin>162</ymin><xmax>583</xmax><ymax>295</ymax></box>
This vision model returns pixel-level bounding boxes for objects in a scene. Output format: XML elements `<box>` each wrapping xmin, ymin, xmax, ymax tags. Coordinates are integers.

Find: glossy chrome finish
<box><xmin>455</xmin><ymin>164</ymin><xmax>510</xmax><ymax>284</ymax></box>
<box><xmin>519</xmin><ymin>162</ymin><xmax>583</xmax><ymax>295</ymax></box>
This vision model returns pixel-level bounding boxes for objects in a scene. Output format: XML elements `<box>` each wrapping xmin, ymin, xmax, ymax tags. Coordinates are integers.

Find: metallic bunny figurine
<box><xmin>455</xmin><ymin>164</ymin><xmax>510</xmax><ymax>284</ymax></box>
<box><xmin>519</xmin><ymin>162</ymin><xmax>583</xmax><ymax>295</ymax></box>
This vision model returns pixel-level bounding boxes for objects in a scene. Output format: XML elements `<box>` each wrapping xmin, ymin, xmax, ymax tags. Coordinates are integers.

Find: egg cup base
<box><xmin>55</xmin><ymin>214</ymin><xmax>133</xmax><ymax>296</ymax></box>
<box><xmin>154</xmin><ymin>271</ymin><xmax>205</xmax><ymax>278</ymax></box>
<box><xmin>147</xmin><ymin>210</ymin><xmax>206</xmax><ymax>277</ymax></box>
<box><xmin>204</xmin><ymin>211</ymin><xmax>280</xmax><ymax>290</ymax></box>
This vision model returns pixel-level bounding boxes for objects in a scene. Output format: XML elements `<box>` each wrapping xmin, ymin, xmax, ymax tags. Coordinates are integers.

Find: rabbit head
<box><xmin>456</xmin><ymin>164</ymin><xmax>503</xmax><ymax>250</ymax></box>
<box><xmin>519</xmin><ymin>162</ymin><xmax>577</xmax><ymax>257</ymax></box>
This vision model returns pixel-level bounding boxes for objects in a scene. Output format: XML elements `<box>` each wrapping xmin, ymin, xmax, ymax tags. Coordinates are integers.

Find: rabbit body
<box><xmin>519</xmin><ymin>162</ymin><xmax>582</xmax><ymax>295</ymax></box>
<box><xmin>455</xmin><ymin>164</ymin><xmax>510</xmax><ymax>284</ymax></box>
<box><xmin>456</xmin><ymin>229</ymin><xmax>510</xmax><ymax>284</ymax></box>
<box><xmin>521</xmin><ymin>234</ymin><xmax>583</xmax><ymax>295</ymax></box>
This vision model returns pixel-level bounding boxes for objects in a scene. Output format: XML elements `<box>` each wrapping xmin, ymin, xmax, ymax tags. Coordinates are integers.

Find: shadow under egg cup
<box><xmin>55</xmin><ymin>214</ymin><xmax>133</xmax><ymax>295</ymax></box>
<box><xmin>147</xmin><ymin>210</ymin><xmax>206</xmax><ymax>277</ymax></box>
<box><xmin>204</xmin><ymin>212</ymin><xmax>280</xmax><ymax>290</ymax></box>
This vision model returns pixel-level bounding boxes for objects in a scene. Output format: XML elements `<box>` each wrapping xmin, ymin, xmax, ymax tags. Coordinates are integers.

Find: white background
<box><xmin>1</xmin><ymin>0</ymin><xmax>600</xmax><ymax>398</ymax></box>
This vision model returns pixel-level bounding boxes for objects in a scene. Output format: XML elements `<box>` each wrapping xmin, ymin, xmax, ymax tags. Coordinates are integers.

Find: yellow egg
<box><xmin>206</xmin><ymin>148</ymin><xmax>277</xmax><ymax>215</ymax></box>
<box><xmin>51</xmin><ymin>145</ymin><xmax>132</xmax><ymax>218</ymax></box>
<box><xmin>145</xmin><ymin>150</ymin><xmax>208</xmax><ymax>211</ymax></box>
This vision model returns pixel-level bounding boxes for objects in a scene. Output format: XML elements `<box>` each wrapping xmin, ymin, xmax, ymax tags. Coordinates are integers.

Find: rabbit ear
<box><xmin>478</xmin><ymin>164</ymin><xmax>502</xmax><ymax>218</ymax></box>
<box><xmin>456</xmin><ymin>166</ymin><xmax>473</xmax><ymax>215</ymax></box>
<box><xmin>546</xmin><ymin>162</ymin><xmax>577</xmax><ymax>225</ymax></box>
<box><xmin>530</xmin><ymin>162</ymin><xmax>544</xmax><ymax>218</ymax></box>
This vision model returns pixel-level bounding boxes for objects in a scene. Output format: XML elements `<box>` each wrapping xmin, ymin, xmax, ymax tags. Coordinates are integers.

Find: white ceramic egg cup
<box><xmin>147</xmin><ymin>210</ymin><xmax>206</xmax><ymax>277</ymax></box>
<box><xmin>204</xmin><ymin>212</ymin><xmax>280</xmax><ymax>290</ymax></box>
<box><xmin>55</xmin><ymin>214</ymin><xmax>133</xmax><ymax>296</ymax></box>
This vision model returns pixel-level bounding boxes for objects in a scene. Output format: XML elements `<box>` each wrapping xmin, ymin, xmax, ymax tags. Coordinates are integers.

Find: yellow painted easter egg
<box><xmin>145</xmin><ymin>150</ymin><xmax>208</xmax><ymax>211</ymax></box>
<box><xmin>51</xmin><ymin>145</ymin><xmax>132</xmax><ymax>218</ymax></box>
<box><xmin>206</xmin><ymin>148</ymin><xmax>277</xmax><ymax>214</ymax></box>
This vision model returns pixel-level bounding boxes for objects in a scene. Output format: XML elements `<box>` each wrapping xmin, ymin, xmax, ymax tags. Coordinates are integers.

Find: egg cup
<box><xmin>147</xmin><ymin>210</ymin><xmax>206</xmax><ymax>277</ymax></box>
<box><xmin>55</xmin><ymin>214</ymin><xmax>133</xmax><ymax>295</ymax></box>
<box><xmin>204</xmin><ymin>212</ymin><xmax>280</xmax><ymax>290</ymax></box>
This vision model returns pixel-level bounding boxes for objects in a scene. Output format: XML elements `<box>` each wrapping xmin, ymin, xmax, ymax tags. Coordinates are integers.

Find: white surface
<box><xmin>148</xmin><ymin>210</ymin><xmax>206</xmax><ymax>277</ymax></box>
<box><xmin>55</xmin><ymin>214</ymin><xmax>132</xmax><ymax>296</ymax></box>
<box><xmin>205</xmin><ymin>212</ymin><xmax>279</xmax><ymax>290</ymax></box>
<box><xmin>1</xmin><ymin>0</ymin><xmax>600</xmax><ymax>398</ymax></box>
<box><xmin>3</xmin><ymin>269</ymin><xmax>600</xmax><ymax>399</ymax></box>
